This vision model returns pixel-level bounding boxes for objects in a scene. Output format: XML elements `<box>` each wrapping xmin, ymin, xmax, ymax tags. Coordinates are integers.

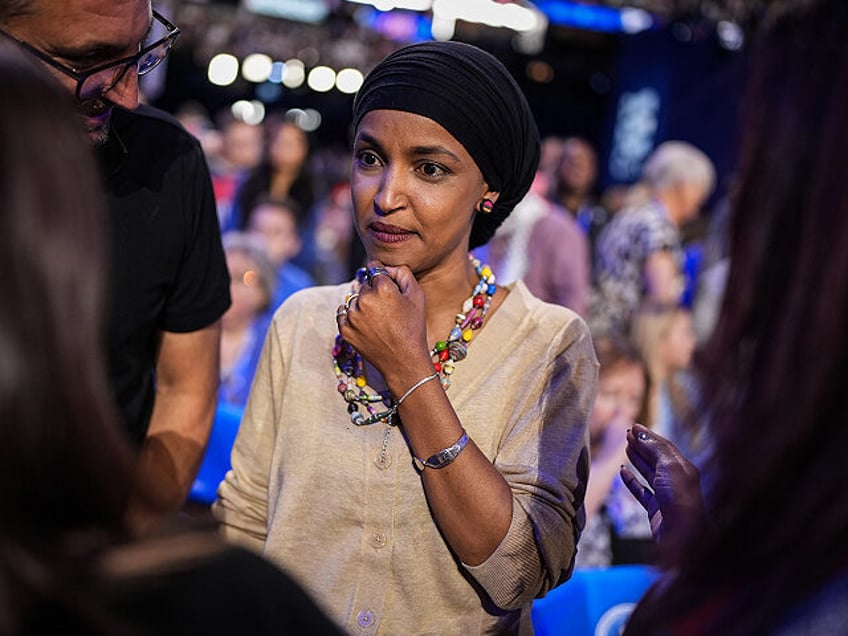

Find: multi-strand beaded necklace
<box><xmin>333</xmin><ymin>256</ymin><xmax>496</xmax><ymax>427</ymax></box>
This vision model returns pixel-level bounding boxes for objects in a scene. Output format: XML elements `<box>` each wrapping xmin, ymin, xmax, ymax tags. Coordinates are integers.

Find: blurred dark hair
<box><xmin>0</xmin><ymin>42</ymin><xmax>136</xmax><ymax>632</ymax></box>
<box><xmin>234</xmin><ymin>116</ymin><xmax>316</xmax><ymax>229</ymax></box>
<box><xmin>626</xmin><ymin>0</ymin><xmax>848</xmax><ymax>633</ymax></box>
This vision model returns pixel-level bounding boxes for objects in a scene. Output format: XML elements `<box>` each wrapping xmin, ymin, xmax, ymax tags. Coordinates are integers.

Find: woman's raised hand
<box><xmin>336</xmin><ymin>261</ymin><xmax>430</xmax><ymax>380</ymax></box>
<box><xmin>620</xmin><ymin>423</ymin><xmax>704</xmax><ymax>542</ymax></box>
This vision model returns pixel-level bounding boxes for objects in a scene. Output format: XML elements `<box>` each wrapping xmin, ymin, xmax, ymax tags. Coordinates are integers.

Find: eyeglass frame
<box><xmin>0</xmin><ymin>9</ymin><xmax>180</xmax><ymax>101</ymax></box>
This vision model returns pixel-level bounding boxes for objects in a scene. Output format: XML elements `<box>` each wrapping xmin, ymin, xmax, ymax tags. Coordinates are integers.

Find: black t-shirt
<box><xmin>99</xmin><ymin>105</ymin><xmax>231</xmax><ymax>444</ymax></box>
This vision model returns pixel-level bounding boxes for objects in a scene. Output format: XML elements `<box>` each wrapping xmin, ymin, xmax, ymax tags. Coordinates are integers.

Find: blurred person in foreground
<box><xmin>590</xmin><ymin>141</ymin><xmax>715</xmax><ymax>339</ymax></box>
<box><xmin>214</xmin><ymin>40</ymin><xmax>598</xmax><ymax>634</ymax></box>
<box><xmin>0</xmin><ymin>0</ymin><xmax>231</xmax><ymax>527</ymax></box>
<box><xmin>621</xmin><ymin>1</ymin><xmax>848</xmax><ymax>633</ymax></box>
<box><xmin>0</xmin><ymin>40</ymin><xmax>340</xmax><ymax>636</ymax></box>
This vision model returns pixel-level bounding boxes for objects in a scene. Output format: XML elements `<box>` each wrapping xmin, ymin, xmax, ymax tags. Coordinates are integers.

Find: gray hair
<box><xmin>642</xmin><ymin>141</ymin><xmax>716</xmax><ymax>195</ymax></box>
<box><xmin>222</xmin><ymin>231</ymin><xmax>278</xmax><ymax>312</ymax></box>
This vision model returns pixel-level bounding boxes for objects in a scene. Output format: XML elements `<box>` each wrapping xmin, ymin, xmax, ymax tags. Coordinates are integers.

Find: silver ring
<box><xmin>344</xmin><ymin>292</ymin><xmax>360</xmax><ymax>310</ymax></box>
<box><xmin>336</xmin><ymin>308</ymin><xmax>348</xmax><ymax>318</ymax></box>
<box><xmin>367</xmin><ymin>266</ymin><xmax>390</xmax><ymax>285</ymax></box>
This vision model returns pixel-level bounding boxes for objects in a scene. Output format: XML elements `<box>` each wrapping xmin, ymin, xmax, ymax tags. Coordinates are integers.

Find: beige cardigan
<box><xmin>214</xmin><ymin>281</ymin><xmax>598</xmax><ymax>635</ymax></box>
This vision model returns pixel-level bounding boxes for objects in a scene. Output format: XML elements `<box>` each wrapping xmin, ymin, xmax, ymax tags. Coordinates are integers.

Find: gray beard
<box><xmin>88</xmin><ymin>120</ymin><xmax>111</xmax><ymax>147</ymax></box>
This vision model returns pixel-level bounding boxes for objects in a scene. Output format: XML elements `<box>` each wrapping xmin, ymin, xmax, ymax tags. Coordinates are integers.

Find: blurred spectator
<box><xmin>231</xmin><ymin>116</ymin><xmax>317</xmax><ymax>232</ymax></box>
<box><xmin>537</xmin><ymin>134</ymin><xmax>565</xmax><ymax>182</ymax></box>
<box><xmin>576</xmin><ymin>338</ymin><xmax>649</xmax><ymax>568</ymax></box>
<box><xmin>692</xmin><ymin>192</ymin><xmax>733</xmax><ymax>344</ymax></box>
<box><xmin>311</xmin><ymin>180</ymin><xmax>363</xmax><ymax>285</ymax></box>
<box><xmin>219</xmin><ymin>232</ymin><xmax>278</xmax><ymax>409</ymax></box>
<box><xmin>210</xmin><ymin>111</ymin><xmax>263</xmax><ymax>229</ymax></box>
<box><xmin>630</xmin><ymin>303</ymin><xmax>701</xmax><ymax>460</ymax></box>
<box><xmin>485</xmin><ymin>172</ymin><xmax>591</xmax><ymax>316</ymax></box>
<box><xmin>553</xmin><ymin>137</ymin><xmax>612</xmax><ymax>257</ymax></box>
<box><xmin>174</xmin><ymin>100</ymin><xmax>223</xmax><ymax>164</ymax></box>
<box><xmin>590</xmin><ymin>141</ymin><xmax>715</xmax><ymax>338</ymax></box>
<box><xmin>231</xmin><ymin>116</ymin><xmax>321</xmax><ymax>278</ymax></box>
<box><xmin>246</xmin><ymin>197</ymin><xmax>315</xmax><ymax>311</ymax></box>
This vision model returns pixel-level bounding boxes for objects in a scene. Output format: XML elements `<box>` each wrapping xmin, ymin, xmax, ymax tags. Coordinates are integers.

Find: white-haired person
<box><xmin>590</xmin><ymin>141</ymin><xmax>715</xmax><ymax>338</ymax></box>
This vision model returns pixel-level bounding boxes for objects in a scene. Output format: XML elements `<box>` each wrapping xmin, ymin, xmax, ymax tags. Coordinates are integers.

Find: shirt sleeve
<box><xmin>161</xmin><ymin>138</ymin><xmax>231</xmax><ymax>333</ymax></box>
<box><xmin>463</xmin><ymin>316</ymin><xmax>597</xmax><ymax>609</ymax></box>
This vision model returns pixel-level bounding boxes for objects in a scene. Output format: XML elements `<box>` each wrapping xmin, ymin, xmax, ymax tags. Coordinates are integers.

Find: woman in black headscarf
<box><xmin>215</xmin><ymin>41</ymin><xmax>598</xmax><ymax>634</ymax></box>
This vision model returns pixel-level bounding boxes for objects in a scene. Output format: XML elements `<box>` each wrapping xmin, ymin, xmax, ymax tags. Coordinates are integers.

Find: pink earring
<box><xmin>479</xmin><ymin>198</ymin><xmax>494</xmax><ymax>214</ymax></box>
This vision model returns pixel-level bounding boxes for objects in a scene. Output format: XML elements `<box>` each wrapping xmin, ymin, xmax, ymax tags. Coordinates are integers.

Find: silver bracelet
<box><xmin>395</xmin><ymin>372</ymin><xmax>440</xmax><ymax>408</ymax></box>
<box><xmin>413</xmin><ymin>431</ymin><xmax>469</xmax><ymax>471</ymax></box>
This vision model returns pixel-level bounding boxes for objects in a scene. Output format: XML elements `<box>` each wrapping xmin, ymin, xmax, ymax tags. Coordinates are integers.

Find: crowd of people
<box><xmin>1</xmin><ymin>0</ymin><xmax>846</xmax><ymax>633</ymax></box>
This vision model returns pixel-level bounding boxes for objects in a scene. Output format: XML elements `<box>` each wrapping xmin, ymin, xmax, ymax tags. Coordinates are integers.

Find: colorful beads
<box><xmin>435</xmin><ymin>340</ymin><xmax>448</xmax><ymax>352</ymax></box>
<box><xmin>462</xmin><ymin>329</ymin><xmax>474</xmax><ymax>342</ymax></box>
<box><xmin>448</xmin><ymin>341</ymin><xmax>467</xmax><ymax>361</ymax></box>
<box><xmin>356</xmin><ymin>376</ymin><xmax>367</xmax><ymax>388</ymax></box>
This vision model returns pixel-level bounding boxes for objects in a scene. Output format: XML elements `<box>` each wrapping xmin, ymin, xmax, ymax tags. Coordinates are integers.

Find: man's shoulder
<box><xmin>111</xmin><ymin>104</ymin><xmax>200</xmax><ymax>151</ymax></box>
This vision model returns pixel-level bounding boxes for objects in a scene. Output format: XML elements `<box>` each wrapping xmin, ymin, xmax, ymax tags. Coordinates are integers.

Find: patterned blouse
<box><xmin>590</xmin><ymin>200</ymin><xmax>683</xmax><ymax>337</ymax></box>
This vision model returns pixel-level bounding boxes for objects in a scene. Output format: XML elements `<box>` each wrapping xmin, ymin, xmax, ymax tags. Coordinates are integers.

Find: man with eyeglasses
<box><xmin>0</xmin><ymin>0</ymin><xmax>231</xmax><ymax>529</ymax></box>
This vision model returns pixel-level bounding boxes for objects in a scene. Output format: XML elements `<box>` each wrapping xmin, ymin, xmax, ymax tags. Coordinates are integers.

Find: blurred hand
<box><xmin>620</xmin><ymin>423</ymin><xmax>703</xmax><ymax>542</ymax></box>
<box><xmin>596</xmin><ymin>413</ymin><xmax>630</xmax><ymax>462</ymax></box>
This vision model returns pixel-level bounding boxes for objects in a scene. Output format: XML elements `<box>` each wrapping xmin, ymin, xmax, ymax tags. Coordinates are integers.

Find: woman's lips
<box><xmin>369</xmin><ymin>221</ymin><xmax>414</xmax><ymax>244</ymax></box>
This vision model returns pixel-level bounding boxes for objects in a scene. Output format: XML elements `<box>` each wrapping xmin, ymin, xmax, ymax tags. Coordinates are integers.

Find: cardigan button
<box><xmin>371</xmin><ymin>531</ymin><xmax>388</xmax><ymax>549</ymax></box>
<box><xmin>357</xmin><ymin>610</ymin><xmax>375</xmax><ymax>628</ymax></box>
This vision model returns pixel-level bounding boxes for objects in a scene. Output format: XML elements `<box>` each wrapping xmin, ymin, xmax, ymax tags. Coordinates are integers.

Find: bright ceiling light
<box><xmin>208</xmin><ymin>53</ymin><xmax>239</xmax><ymax>87</ymax></box>
<box><xmin>432</xmin><ymin>0</ymin><xmax>539</xmax><ymax>33</ymax></box>
<box><xmin>231</xmin><ymin>100</ymin><xmax>266</xmax><ymax>125</ymax></box>
<box><xmin>241</xmin><ymin>53</ymin><xmax>273</xmax><ymax>83</ymax></box>
<box><xmin>336</xmin><ymin>68</ymin><xmax>365</xmax><ymax>94</ymax></box>
<box><xmin>282</xmin><ymin>59</ymin><xmax>306</xmax><ymax>89</ymax></box>
<box><xmin>307</xmin><ymin>66</ymin><xmax>336</xmax><ymax>92</ymax></box>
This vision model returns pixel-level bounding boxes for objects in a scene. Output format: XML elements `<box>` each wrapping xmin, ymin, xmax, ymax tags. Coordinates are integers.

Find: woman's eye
<box><xmin>357</xmin><ymin>151</ymin><xmax>381</xmax><ymax>167</ymax></box>
<box><xmin>419</xmin><ymin>162</ymin><xmax>447</xmax><ymax>178</ymax></box>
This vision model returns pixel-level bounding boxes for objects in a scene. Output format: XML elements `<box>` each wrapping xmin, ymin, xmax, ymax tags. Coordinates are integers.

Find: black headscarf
<box><xmin>352</xmin><ymin>40</ymin><xmax>540</xmax><ymax>249</ymax></box>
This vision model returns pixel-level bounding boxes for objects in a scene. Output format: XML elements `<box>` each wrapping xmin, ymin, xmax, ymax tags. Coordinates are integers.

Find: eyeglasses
<box><xmin>0</xmin><ymin>10</ymin><xmax>180</xmax><ymax>101</ymax></box>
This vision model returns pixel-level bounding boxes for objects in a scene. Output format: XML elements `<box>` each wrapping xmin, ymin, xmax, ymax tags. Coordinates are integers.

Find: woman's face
<box><xmin>248</xmin><ymin>203</ymin><xmax>301</xmax><ymax>266</ymax></box>
<box><xmin>589</xmin><ymin>361</ymin><xmax>646</xmax><ymax>442</ymax></box>
<box><xmin>269</xmin><ymin>122</ymin><xmax>309</xmax><ymax>169</ymax></box>
<box><xmin>351</xmin><ymin>109</ymin><xmax>498</xmax><ymax>274</ymax></box>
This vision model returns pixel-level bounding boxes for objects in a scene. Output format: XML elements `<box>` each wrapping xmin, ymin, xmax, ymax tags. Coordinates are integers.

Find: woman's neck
<box><xmin>418</xmin><ymin>255</ymin><xmax>503</xmax><ymax>350</ymax></box>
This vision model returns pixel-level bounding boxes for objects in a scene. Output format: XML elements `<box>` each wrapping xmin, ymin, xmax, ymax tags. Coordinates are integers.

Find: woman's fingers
<box><xmin>620</xmin><ymin>465</ymin><xmax>657</xmax><ymax>515</ymax></box>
